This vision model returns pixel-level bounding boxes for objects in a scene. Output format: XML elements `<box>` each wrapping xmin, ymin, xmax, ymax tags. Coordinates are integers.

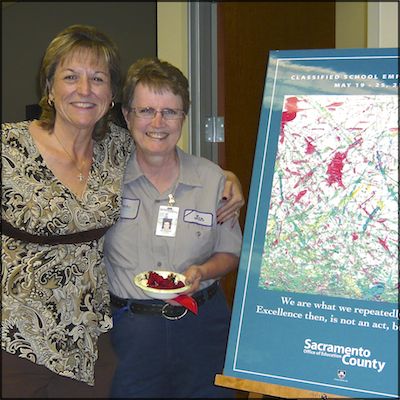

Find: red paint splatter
<box><xmin>326</xmin><ymin>151</ymin><xmax>346</xmax><ymax>188</ymax></box>
<box><xmin>285</xmin><ymin>167</ymin><xmax>301</xmax><ymax>176</ymax></box>
<box><xmin>280</xmin><ymin>97</ymin><xmax>302</xmax><ymax>144</ymax></box>
<box><xmin>352</xmin><ymin>232</ymin><xmax>359</xmax><ymax>241</ymax></box>
<box><xmin>280</xmin><ymin>111</ymin><xmax>296</xmax><ymax>144</ymax></box>
<box><xmin>292</xmin><ymin>160</ymin><xmax>307</xmax><ymax>165</ymax></box>
<box><xmin>294</xmin><ymin>190</ymin><xmax>307</xmax><ymax>203</ymax></box>
<box><xmin>305</xmin><ymin>137</ymin><xmax>316</xmax><ymax>154</ymax></box>
<box><xmin>359</xmin><ymin>191</ymin><xmax>376</xmax><ymax>209</ymax></box>
<box><xmin>378</xmin><ymin>237</ymin><xmax>389</xmax><ymax>251</ymax></box>
<box><xmin>349</xmin><ymin>137</ymin><xmax>363</xmax><ymax>149</ymax></box>
<box><xmin>294</xmin><ymin>170</ymin><xmax>314</xmax><ymax>189</ymax></box>
<box><xmin>326</xmin><ymin>102</ymin><xmax>344</xmax><ymax>108</ymax></box>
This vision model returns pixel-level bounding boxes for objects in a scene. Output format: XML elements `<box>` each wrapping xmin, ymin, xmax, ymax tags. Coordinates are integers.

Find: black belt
<box><xmin>2</xmin><ymin>220</ymin><xmax>111</xmax><ymax>245</ymax></box>
<box><xmin>110</xmin><ymin>280</ymin><xmax>219</xmax><ymax>320</ymax></box>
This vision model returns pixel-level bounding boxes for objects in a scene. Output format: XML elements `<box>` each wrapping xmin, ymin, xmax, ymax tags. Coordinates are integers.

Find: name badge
<box><xmin>120</xmin><ymin>198</ymin><xmax>140</xmax><ymax>219</ymax></box>
<box><xmin>156</xmin><ymin>205</ymin><xmax>179</xmax><ymax>237</ymax></box>
<box><xmin>183</xmin><ymin>209</ymin><xmax>213</xmax><ymax>227</ymax></box>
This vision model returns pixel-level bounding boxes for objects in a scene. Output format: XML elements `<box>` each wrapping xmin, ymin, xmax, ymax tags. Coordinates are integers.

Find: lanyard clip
<box><xmin>168</xmin><ymin>194</ymin><xmax>175</xmax><ymax>207</ymax></box>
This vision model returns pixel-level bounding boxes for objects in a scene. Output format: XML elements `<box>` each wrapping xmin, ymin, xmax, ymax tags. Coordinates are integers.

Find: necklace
<box><xmin>54</xmin><ymin>133</ymin><xmax>87</xmax><ymax>182</ymax></box>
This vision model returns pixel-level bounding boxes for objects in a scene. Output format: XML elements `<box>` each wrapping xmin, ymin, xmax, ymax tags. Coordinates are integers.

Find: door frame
<box><xmin>188</xmin><ymin>2</ymin><xmax>221</xmax><ymax>163</ymax></box>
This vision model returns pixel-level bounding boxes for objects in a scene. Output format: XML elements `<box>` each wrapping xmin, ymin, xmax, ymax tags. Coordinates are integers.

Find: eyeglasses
<box><xmin>130</xmin><ymin>106</ymin><xmax>186</xmax><ymax>120</ymax></box>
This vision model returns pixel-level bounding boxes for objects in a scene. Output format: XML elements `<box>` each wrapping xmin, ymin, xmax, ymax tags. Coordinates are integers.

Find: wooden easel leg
<box><xmin>248</xmin><ymin>392</ymin><xmax>264</xmax><ymax>398</ymax></box>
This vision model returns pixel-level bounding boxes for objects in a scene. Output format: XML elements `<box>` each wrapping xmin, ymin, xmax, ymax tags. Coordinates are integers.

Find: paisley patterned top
<box><xmin>1</xmin><ymin>121</ymin><xmax>132</xmax><ymax>385</ymax></box>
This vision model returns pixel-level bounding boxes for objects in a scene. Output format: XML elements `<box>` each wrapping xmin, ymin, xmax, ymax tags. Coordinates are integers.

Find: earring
<box><xmin>110</xmin><ymin>101</ymin><xmax>115</xmax><ymax>109</ymax></box>
<box><xmin>47</xmin><ymin>98</ymin><xmax>54</xmax><ymax>107</ymax></box>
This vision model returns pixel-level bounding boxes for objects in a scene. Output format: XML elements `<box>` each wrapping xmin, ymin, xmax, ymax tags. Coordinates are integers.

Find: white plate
<box><xmin>133</xmin><ymin>270</ymin><xmax>190</xmax><ymax>300</ymax></box>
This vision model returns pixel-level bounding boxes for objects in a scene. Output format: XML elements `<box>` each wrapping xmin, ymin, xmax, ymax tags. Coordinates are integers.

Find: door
<box><xmin>217</xmin><ymin>2</ymin><xmax>336</xmax><ymax>306</ymax></box>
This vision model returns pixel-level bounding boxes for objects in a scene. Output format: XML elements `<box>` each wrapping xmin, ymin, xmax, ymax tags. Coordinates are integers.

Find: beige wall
<box><xmin>336</xmin><ymin>2</ymin><xmax>398</xmax><ymax>48</ymax></box>
<box><xmin>336</xmin><ymin>2</ymin><xmax>368</xmax><ymax>48</ymax></box>
<box><xmin>157</xmin><ymin>2</ymin><xmax>189</xmax><ymax>151</ymax></box>
<box><xmin>367</xmin><ymin>2</ymin><xmax>398</xmax><ymax>48</ymax></box>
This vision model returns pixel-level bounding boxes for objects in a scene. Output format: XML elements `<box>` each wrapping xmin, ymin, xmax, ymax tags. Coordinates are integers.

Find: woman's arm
<box><xmin>182</xmin><ymin>253</ymin><xmax>239</xmax><ymax>296</ymax></box>
<box><xmin>217</xmin><ymin>170</ymin><xmax>245</xmax><ymax>223</ymax></box>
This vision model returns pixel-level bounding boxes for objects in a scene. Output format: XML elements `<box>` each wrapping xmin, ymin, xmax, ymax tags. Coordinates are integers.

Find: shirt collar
<box><xmin>123</xmin><ymin>146</ymin><xmax>203</xmax><ymax>189</ymax></box>
<box><xmin>123</xmin><ymin>148</ymin><xmax>143</xmax><ymax>184</ymax></box>
<box><xmin>176</xmin><ymin>147</ymin><xmax>202</xmax><ymax>188</ymax></box>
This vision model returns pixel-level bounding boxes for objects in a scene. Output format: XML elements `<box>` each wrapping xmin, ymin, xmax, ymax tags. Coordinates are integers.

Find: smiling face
<box><xmin>49</xmin><ymin>49</ymin><xmax>112</xmax><ymax>133</ymax></box>
<box><xmin>123</xmin><ymin>82</ymin><xmax>185</xmax><ymax>158</ymax></box>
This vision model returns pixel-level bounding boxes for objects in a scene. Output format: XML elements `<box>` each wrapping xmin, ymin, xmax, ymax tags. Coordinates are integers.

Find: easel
<box><xmin>215</xmin><ymin>374</ymin><xmax>348</xmax><ymax>399</ymax></box>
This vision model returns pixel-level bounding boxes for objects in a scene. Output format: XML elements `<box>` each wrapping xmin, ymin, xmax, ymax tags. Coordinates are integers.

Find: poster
<box><xmin>223</xmin><ymin>48</ymin><xmax>398</xmax><ymax>398</ymax></box>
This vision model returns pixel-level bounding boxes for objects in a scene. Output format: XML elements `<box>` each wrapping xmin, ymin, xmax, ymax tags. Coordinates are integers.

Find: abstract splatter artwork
<box><xmin>259</xmin><ymin>95</ymin><xmax>398</xmax><ymax>302</ymax></box>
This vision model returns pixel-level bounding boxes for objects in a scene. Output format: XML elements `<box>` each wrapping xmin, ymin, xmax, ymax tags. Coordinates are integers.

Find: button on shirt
<box><xmin>104</xmin><ymin>147</ymin><xmax>242</xmax><ymax>299</ymax></box>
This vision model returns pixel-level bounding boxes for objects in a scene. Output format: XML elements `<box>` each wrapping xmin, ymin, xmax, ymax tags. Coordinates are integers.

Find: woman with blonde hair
<box><xmin>2</xmin><ymin>25</ymin><xmax>243</xmax><ymax>398</ymax></box>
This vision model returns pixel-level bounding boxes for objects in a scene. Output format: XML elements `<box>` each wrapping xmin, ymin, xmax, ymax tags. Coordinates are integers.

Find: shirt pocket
<box><xmin>176</xmin><ymin>211</ymin><xmax>216</xmax><ymax>264</ymax></box>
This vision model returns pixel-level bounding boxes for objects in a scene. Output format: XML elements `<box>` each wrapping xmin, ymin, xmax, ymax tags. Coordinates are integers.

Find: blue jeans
<box><xmin>110</xmin><ymin>287</ymin><xmax>235</xmax><ymax>398</ymax></box>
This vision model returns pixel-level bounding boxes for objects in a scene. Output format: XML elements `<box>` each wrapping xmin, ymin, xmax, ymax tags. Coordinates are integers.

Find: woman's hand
<box><xmin>165</xmin><ymin>253</ymin><xmax>238</xmax><ymax>305</ymax></box>
<box><xmin>181</xmin><ymin>265</ymin><xmax>203</xmax><ymax>296</ymax></box>
<box><xmin>217</xmin><ymin>170</ymin><xmax>245</xmax><ymax>224</ymax></box>
<box><xmin>164</xmin><ymin>265</ymin><xmax>202</xmax><ymax>305</ymax></box>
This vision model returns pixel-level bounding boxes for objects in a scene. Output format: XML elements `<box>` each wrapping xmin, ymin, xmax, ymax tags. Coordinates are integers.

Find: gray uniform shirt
<box><xmin>104</xmin><ymin>147</ymin><xmax>242</xmax><ymax>299</ymax></box>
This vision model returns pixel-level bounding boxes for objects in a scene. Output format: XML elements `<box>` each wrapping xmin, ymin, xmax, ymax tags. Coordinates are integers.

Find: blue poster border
<box><xmin>224</xmin><ymin>48</ymin><xmax>399</xmax><ymax>399</ymax></box>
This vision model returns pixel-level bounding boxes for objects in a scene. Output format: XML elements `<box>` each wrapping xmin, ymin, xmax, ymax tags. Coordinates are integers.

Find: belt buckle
<box><xmin>161</xmin><ymin>303</ymin><xmax>188</xmax><ymax>320</ymax></box>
